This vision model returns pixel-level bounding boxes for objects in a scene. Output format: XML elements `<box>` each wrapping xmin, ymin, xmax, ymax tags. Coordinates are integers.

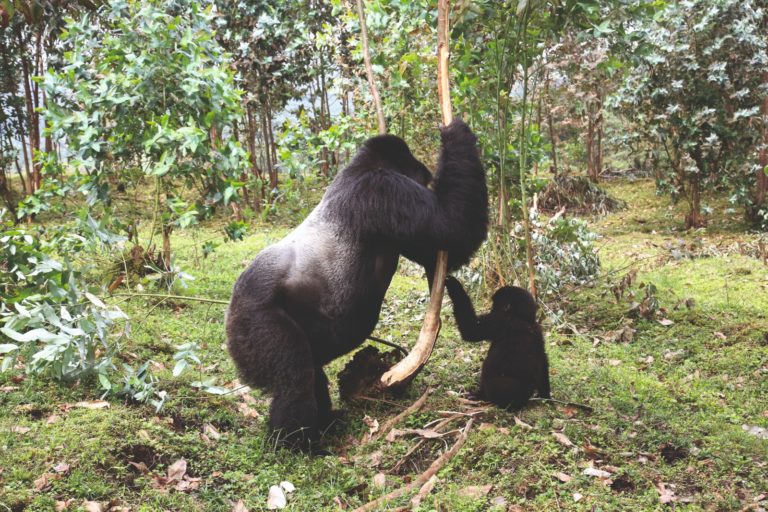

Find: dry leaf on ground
<box><xmin>656</xmin><ymin>481</ymin><xmax>677</xmax><ymax>504</ymax></box>
<box><xmin>203</xmin><ymin>423</ymin><xmax>222</xmax><ymax>441</ymax></box>
<box><xmin>74</xmin><ymin>400</ymin><xmax>110</xmax><ymax>409</ymax></box>
<box><xmin>53</xmin><ymin>462</ymin><xmax>70</xmax><ymax>474</ymax></box>
<box><xmin>34</xmin><ymin>473</ymin><xmax>51</xmax><ymax>491</ymax></box>
<box><xmin>583</xmin><ymin>467</ymin><xmax>612</xmax><ymax>478</ymax></box>
<box><xmin>237</xmin><ymin>402</ymin><xmax>260</xmax><ymax>419</ymax></box>
<box><xmin>232</xmin><ymin>499</ymin><xmax>249</xmax><ymax>512</ymax></box>
<box><xmin>514</xmin><ymin>416</ymin><xmax>533</xmax><ymax>429</ymax></box>
<box><xmin>372</xmin><ymin>473</ymin><xmax>386</xmax><ymax>489</ymax></box>
<box><xmin>83</xmin><ymin>501</ymin><xmax>104</xmax><ymax>512</ymax></box>
<box><xmin>362</xmin><ymin>415</ymin><xmax>379</xmax><ymax>439</ymax></box>
<box><xmin>55</xmin><ymin>500</ymin><xmax>73</xmax><ymax>511</ymax></box>
<box><xmin>458</xmin><ymin>484</ymin><xmax>492</xmax><ymax>499</ymax></box>
<box><xmin>167</xmin><ymin>459</ymin><xmax>187</xmax><ymax>481</ymax></box>
<box><xmin>552</xmin><ymin>432</ymin><xmax>574</xmax><ymax>447</ymax></box>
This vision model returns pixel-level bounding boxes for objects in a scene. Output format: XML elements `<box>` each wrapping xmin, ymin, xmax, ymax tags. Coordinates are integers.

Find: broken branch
<box><xmin>353</xmin><ymin>417</ymin><xmax>474</xmax><ymax>512</ymax></box>
<box><xmin>364</xmin><ymin>388</ymin><xmax>431</xmax><ymax>444</ymax></box>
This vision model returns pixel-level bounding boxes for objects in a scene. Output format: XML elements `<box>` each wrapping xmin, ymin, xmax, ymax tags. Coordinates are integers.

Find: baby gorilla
<box><xmin>445</xmin><ymin>276</ymin><xmax>551</xmax><ymax>409</ymax></box>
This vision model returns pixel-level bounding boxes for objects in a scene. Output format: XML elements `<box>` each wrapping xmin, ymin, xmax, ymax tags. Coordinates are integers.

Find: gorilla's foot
<box><xmin>319</xmin><ymin>409</ymin><xmax>347</xmax><ymax>433</ymax></box>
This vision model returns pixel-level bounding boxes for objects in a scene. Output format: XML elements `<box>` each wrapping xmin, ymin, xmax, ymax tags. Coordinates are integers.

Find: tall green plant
<box><xmin>41</xmin><ymin>0</ymin><xmax>247</xmax><ymax>262</ymax></box>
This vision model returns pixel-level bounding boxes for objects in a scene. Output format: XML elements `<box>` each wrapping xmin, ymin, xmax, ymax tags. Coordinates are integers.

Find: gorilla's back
<box><xmin>230</xmin><ymin>202</ymin><xmax>399</xmax><ymax>362</ymax></box>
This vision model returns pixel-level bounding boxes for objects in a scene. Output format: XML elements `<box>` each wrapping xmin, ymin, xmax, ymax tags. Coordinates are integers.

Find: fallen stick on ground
<box><xmin>530</xmin><ymin>397</ymin><xmax>594</xmax><ymax>412</ymax></box>
<box><xmin>353</xmin><ymin>418</ymin><xmax>475</xmax><ymax>512</ymax></box>
<box><xmin>411</xmin><ymin>475</ymin><xmax>438</xmax><ymax>508</ymax></box>
<box><xmin>390</xmin><ymin>413</ymin><xmax>462</xmax><ymax>474</ymax></box>
<box><xmin>363</xmin><ymin>388</ymin><xmax>431</xmax><ymax>445</ymax></box>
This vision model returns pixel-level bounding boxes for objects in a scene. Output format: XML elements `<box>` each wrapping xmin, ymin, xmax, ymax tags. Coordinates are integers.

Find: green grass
<box><xmin>2</xmin><ymin>178</ymin><xmax>767</xmax><ymax>511</ymax></box>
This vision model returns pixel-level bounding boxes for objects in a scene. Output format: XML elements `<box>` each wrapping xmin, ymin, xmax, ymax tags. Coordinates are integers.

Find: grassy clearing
<box><xmin>1</xmin><ymin>178</ymin><xmax>767</xmax><ymax>511</ymax></box>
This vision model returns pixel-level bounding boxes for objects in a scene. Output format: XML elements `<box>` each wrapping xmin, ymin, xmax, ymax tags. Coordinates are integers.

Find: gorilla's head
<box><xmin>361</xmin><ymin>135</ymin><xmax>432</xmax><ymax>187</ymax></box>
<box><xmin>491</xmin><ymin>286</ymin><xmax>538</xmax><ymax>322</ymax></box>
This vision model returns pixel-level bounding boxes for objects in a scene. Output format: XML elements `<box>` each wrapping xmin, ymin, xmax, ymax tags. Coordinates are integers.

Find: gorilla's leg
<box><xmin>480</xmin><ymin>374</ymin><xmax>530</xmax><ymax>410</ymax></box>
<box><xmin>314</xmin><ymin>367</ymin><xmax>333</xmax><ymax>426</ymax></box>
<box><xmin>249</xmin><ymin>311</ymin><xmax>319</xmax><ymax>447</ymax></box>
<box><xmin>537</xmin><ymin>358</ymin><xmax>552</xmax><ymax>399</ymax></box>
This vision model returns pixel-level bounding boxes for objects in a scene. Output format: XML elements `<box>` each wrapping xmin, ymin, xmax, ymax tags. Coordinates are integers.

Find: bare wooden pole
<box><xmin>436</xmin><ymin>0</ymin><xmax>453</xmax><ymax>125</ymax></box>
<box><xmin>356</xmin><ymin>0</ymin><xmax>386</xmax><ymax>135</ymax></box>
<box><xmin>380</xmin><ymin>0</ymin><xmax>453</xmax><ymax>390</ymax></box>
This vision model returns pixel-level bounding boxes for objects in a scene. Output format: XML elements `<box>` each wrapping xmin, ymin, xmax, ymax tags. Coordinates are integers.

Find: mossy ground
<box><xmin>1</xmin><ymin>179</ymin><xmax>766</xmax><ymax>511</ymax></box>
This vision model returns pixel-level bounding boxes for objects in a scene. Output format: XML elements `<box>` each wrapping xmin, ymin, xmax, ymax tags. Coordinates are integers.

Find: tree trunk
<box><xmin>356</xmin><ymin>0</ymin><xmax>386</xmax><ymax>135</ymax></box>
<box><xmin>533</xmin><ymin>92</ymin><xmax>542</xmax><ymax>177</ymax></box>
<box><xmin>318</xmin><ymin>64</ymin><xmax>330</xmax><ymax>177</ymax></box>
<box><xmin>232</xmin><ymin>118</ymin><xmax>249</xmax><ymax>206</ymax></box>
<box><xmin>496</xmin><ymin>183</ymin><xmax>507</xmax><ymax>227</ymax></box>
<box><xmin>595</xmin><ymin>91</ymin><xmax>603</xmax><ymax>182</ymax></box>
<box><xmin>246</xmin><ymin>104</ymin><xmax>263</xmax><ymax>211</ymax></box>
<box><xmin>547</xmin><ymin>108</ymin><xmax>559</xmax><ymax>175</ymax></box>
<box><xmin>685</xmin><ymin>177</ymin><xmax>705</xmax><ymax>229</ymax></box>
<box><xmin>586</xmin><ymin>102</ymin><xmax>596</xmax><ymax>182</ymax></box>
<box><xmin>18</xmin><ymin>29</ymin><xmax>40</xmax><ymax>192</ymax></box>
<box><xmin>162</xmin><ymin>224</ymin><xmax>173</xmax><ymax>270</ymax></box>
<box><xmin>12</xmin><ymin>134</ymin><xmax>28</xmax><ymax>195</ymax></box>
<box><xmin>43</xmin><ymin>90</ymin><xmax>52</xmax><ymax>155</ymax></box>
<box><xmin>13</xmin><ymin>103</ymin><xmax>32</xmax><ymax>194</ymax></box>
<box><xmin>0</xmin><ymin>166</ymin><xmax>17</xmax><ymax>219</ymax></box>
<box><xmin>685</xmin><ymin>151</ymin><xmax>707</xmax><ymax>229</ymax></box>
<box><xmin>756</xmin><ymin>73</ymin><xmax>768</xmax><ymax>211</ymax></box>
<box><xmin>546</xmin><ymin>73</ymin><xmax>559</xmax><ymax>175</ymax></box>
<box><xmin>265</xmin><ymin>100</ymin><xmax>278</xmax><ymax>192</ymax></box>
<box><xmin>260</xmin><ymin>106</ymin><xmax>277</xmax><ymax>202</ymax></box>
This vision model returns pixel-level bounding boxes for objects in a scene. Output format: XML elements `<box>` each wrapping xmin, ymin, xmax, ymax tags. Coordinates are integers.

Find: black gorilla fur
<box><xmin>445</xmin><ymin>276</ymin><xmax>551</xmax><ymax>409</ymax></box>
<box><xmin>226</xmin><ymin>119</ymin><xmax>488</xmax><ymax>447</ymax></box>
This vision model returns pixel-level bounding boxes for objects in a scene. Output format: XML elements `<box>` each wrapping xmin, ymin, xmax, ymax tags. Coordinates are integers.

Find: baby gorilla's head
<box><xmin>491</xmin><ymin>286</ymin><xmax>538</xmax><ymax>322</ymax></box>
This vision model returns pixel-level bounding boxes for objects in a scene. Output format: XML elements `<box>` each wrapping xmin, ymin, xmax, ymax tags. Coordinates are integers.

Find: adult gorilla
<box><xmin>226</xmin><ymin>119</ymin><xmax>488</xmax><ymax>447</ymax></box>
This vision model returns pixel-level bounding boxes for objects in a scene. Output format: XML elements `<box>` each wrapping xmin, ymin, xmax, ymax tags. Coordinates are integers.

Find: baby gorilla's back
<box><xmin>478</xmin><ymin>323</ymin><xmax>548</xmax><ymax>409</ymax></box>
<box><xmin>446</xmin><ymin>277</ymin><xmax>551</xmax><ymax>410</ymax></box>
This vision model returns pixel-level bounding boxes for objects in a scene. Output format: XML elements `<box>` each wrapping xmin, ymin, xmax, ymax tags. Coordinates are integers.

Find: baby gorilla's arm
<box><xmin>446</xmin><ymin>276</ymin><xmax>491</xmax><ymax>342</ymax></box>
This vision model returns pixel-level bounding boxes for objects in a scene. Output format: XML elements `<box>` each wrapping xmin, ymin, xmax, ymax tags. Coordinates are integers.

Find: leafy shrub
<box><xmin>0</xmin><ymin>214</ymin><xmax>128</xmax><ymax>379</ymax></box>
<box><xmin>515</xmin><ymin>210</ymin><xmax>601</xmax><ymax>298</ymax></box>
<box><xmin>465</xmin><ymin>209</ymin><xmax>601</xmax><ymax>304</ymax></box>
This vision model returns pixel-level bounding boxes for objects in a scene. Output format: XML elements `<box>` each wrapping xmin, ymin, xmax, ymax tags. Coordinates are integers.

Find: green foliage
<box><xmin>277</xmin><ymin>112</ymin><xmax>362</xmax><ymax>178</ymax></box>
<box><xmin>0</xmin><ymin>211</ymin><xmax>128</xmax><ymax>381</ymax></box>
<box><xmin>613</xmin><ymin>0</ymin><xmax>768</xmax><ymax>227</ymax></box>
<box><xmin>41</xmin><ymin>0</ymin><xmax>247</xmax><ymax>228</ymax></box>
<box><xmin>224</xmin><ymin>220</ymin><xmax>248</xmax><ymax>242</ymax></box>
<box><xmin>516</xmin><ymin>211</ymin><xmax>601</xmax><ymax>298</ymax></box>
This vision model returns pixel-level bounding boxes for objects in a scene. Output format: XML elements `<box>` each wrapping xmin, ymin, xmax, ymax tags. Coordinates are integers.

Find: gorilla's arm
<box><xmin>400</xmin><ymin>119</ymin><xmax>488</xmax><ymax>270</ymax></box>
<box><xmin>431</xmin><ymin>119</ymin><xmax>488</xmax><ymax>269</ymax></box>
<box><xmin>446</xmin><ymin>276</ymin><xmax>491</xmax><ymax>342</ymax></box>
